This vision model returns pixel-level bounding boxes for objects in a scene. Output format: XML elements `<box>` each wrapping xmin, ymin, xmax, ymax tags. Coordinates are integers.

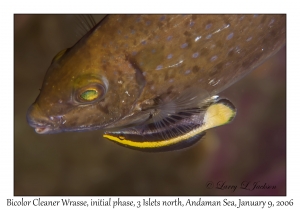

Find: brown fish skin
<box><xmin>27</xmin><ymin>15</ymin><xmax>286</xmax><ymax>134</ymax></box>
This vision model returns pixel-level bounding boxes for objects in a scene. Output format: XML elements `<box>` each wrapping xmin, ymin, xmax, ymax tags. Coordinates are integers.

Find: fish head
<box><xmin>27</xmin><ymin>33</ymin><xmax>144</xmax><ymax>134</ymax></box>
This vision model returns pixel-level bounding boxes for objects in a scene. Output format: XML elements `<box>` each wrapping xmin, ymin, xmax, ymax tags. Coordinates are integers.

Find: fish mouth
<box><xmin>26</xmin><ymin>103</ymin><xmax>112</xmax><ymax>134</ymax></box>
<box><xmin>32</xmin><ymin>124</ymin><xmax>55</xmax><ymax>134</ymax></box>
<box><xmin>27</xmin><ymin>118</ymin><xmax>58</xmax><ymax>134</ymax></box>
<box><xmin>26</xmin><ymin>104</ymin><xmax>59</xmax><ymax>134</ymax></box>
<box><xmin>34</xmin><ymin>126</ymin><xmax>53</xmax><ymax>134</ymax></box>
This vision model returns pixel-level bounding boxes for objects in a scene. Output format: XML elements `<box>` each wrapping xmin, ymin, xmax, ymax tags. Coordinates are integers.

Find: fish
<box><xmin>26</xmin><ymin>15</ymin><xmax>286</xmax><ymax>151</ymax></box>
<box><xmin>103</xmin><ymin>94</ymin><xmax>236</xmax><ymax>152</ymax></box>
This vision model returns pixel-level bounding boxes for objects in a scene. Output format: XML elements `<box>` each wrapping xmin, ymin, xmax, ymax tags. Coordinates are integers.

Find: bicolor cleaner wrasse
<box><xmin>27</xmin><ymin>15</ymin><xmax>286</xmax><ymax>152</ymax></box>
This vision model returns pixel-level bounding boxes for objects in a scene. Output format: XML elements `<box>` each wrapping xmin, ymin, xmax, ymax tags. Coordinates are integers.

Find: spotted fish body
<box><xmin>98</xmin><ymin>15</ymin><xmax>285</xmax><ymax>98</ymax></box>
<box><xmin>27</xmin><ymin>15</ymin><xmax>286</xmax><ymax>151</ymax></box>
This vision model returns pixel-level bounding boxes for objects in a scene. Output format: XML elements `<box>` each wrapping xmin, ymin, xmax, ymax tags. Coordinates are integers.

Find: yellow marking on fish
<box><xmin>103</xmin><ymin>102</ymin><xmax>235</xmax><ymax>149</ymax></box>
<box><xmin>204</xmin><ymin>103</ymin><xmax>236</xmax><ymax>127</ymax></box>
<box><xmin>52</xmin><ymin>48</ymin><xmax>68</xmax><ymax>63</ymax></box>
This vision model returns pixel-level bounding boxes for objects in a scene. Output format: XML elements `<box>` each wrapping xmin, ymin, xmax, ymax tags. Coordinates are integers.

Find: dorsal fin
<box><xmin>75</xmin><ymin>14</ymin><xmax>98</xmax><ymax>38</ymax></box>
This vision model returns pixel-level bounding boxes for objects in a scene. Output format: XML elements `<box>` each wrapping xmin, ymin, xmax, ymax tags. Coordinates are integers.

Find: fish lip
<box><xmin>34</xmin><ymin>126</ymin><xmax>53</xmax><ymax>134</ymax></box>
<box><xmin>28</xmin><ymin>122</ymin><xmax>56</xmax><ymax>134</ymax></box>
<box><xmin>27</xmin><ymin>115</ymin><xmax>58</xmax><ymax>134</ymax></box>
<box><xmin>26</xmin><ymin>104</ymin><xmax>60</xmax><ymax>134</ymax></box>
<box><xmin>29</xmin><ymin>121</ymin><xmax>105</xmax><ymax>134</ymax></box>
<box><xmin>27</xmin><ymin>116</ymin><xmax>53</xmax><ymax>134</ymax></box>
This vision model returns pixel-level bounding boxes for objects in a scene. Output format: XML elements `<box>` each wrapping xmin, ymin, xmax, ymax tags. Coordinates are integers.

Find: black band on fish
<box><xmin>103</xmin><ymin>97</ymin><xmax>236</xmax><ymax>152</ymax></box>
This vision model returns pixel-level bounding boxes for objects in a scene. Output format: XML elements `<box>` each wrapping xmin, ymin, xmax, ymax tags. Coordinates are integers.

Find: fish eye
<box><xmin>76</xmin><ymin>84</ymin><xmax>106</xmax><ymax>103</ymax></box>
<box><xmin>80</xmin><ymin>89</ymin><xmax>98</xmax><ymax>101</ymax></box>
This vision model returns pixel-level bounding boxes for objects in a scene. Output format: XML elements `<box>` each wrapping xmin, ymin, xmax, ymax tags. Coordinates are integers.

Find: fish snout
<box><xmin>26</xmin><ymin>104</ymin><xmax>56</xmax><ymax>134</ymax></box>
